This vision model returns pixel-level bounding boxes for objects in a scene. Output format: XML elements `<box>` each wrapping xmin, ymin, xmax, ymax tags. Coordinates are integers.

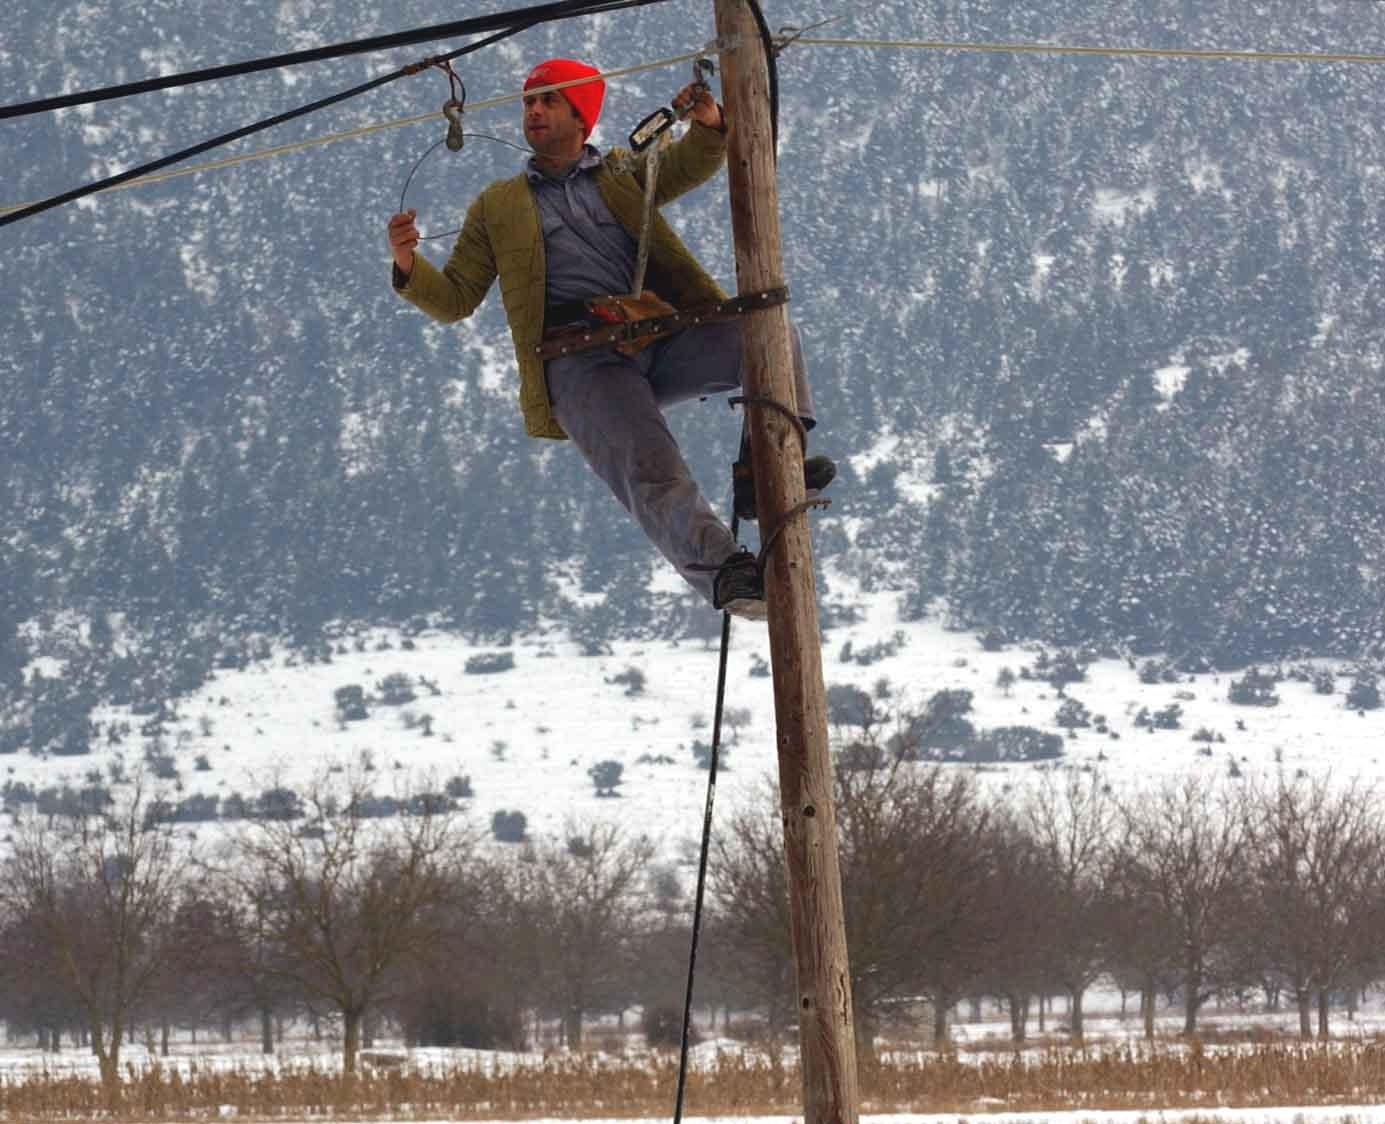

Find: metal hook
<box><xmin>443</xmin><ymin>99</ymin><xmax>466</xmax><ymax>151</ymax></box>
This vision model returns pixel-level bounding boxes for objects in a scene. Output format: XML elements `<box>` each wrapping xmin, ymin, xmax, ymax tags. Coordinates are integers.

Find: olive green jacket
<box><xmin>392</xmin><ymin>121</ymin><xmax>730</xmax><ymax>439</ymax></box>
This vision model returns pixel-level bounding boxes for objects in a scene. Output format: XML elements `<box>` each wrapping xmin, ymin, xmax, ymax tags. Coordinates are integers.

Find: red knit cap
<box><xmin>524</xmin><ymin>58</ymin><xmax>605</xmax><ymax>136</ymax></box>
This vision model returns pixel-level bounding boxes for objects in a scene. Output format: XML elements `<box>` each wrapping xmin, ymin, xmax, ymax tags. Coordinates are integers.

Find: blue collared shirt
<box><xmin>526</xmin><ymin>145</ymin><xmax>637</xmax><ymax>305</ymax></box>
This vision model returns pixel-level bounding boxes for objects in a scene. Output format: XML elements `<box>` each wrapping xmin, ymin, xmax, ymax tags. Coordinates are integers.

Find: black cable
<box><xmin>744</xmin><ymin>0</ymin><xmax>779</xmax><ymax>157</ymax></box>
<box><xmin>0</xmin><ymin>23</ymin><xmax>532</xmax><ymax>230</ymax></box>
<box><xmin>0</xmin><ymin>0</ymin><xmax>672</xmax><ymax>121</ymax></box>
<box><xmin>672</xmin><ymin>510</ymin><xmax>737</xmax><ymax>1124</ymax></box>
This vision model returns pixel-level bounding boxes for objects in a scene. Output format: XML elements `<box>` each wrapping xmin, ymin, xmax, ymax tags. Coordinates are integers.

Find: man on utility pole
<box><xmin>711</xmin><ymin>2</ymin><xmax>861</xmax><ymax>1122</ymax></box>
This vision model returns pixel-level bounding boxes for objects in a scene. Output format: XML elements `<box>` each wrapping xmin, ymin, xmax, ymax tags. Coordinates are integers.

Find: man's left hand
<box><xmin>673</xmin><ymin>82</ymin><xmax>724</xmax><ymax>131</ymax></box>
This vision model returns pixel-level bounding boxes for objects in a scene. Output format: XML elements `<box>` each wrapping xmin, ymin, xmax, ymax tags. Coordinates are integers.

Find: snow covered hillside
<box><xmin>8</xmin><ymin>589</ymin><xmax>1381</xmax><ymax>858</ymax></box>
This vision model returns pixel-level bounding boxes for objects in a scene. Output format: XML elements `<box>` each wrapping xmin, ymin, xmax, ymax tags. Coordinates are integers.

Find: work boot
<box><xmin>732</xmin><ymin>456</ymin><xmax>837</xmax><ymax>523</ymax></box>
<box><xmin>712</xmin><ymin>549</ymin><xmax>767</xmax><ymax>620</ymax></box>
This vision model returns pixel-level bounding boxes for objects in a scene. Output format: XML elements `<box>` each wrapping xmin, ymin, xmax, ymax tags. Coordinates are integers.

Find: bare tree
<box><xmin>1104</xmin><ymin>850</ymin><xmax>1180</xmax><ymax>1039</ymax></box>
<box><xmin>0</xmin><ymin>775</ymin><xmax>197</xmax><ymax>1104</ymax></box>
<box><xmin>708</xmin><ymin>789</ymin><xmax>796</xmax><ymax>1045</ymax></box>
<box><xmin>1244</xmin><ymin>773</ymin><xmax>1384</xmax><ymax>1039</ymax></box>
<box><xmin>1023</xmin><ymin>769</ymin><xmax>1116</xmax><ymax>1042</ymax></box>
<box><xmin>505</xmin><ymin>820</ymin><xmax>654</xmax><ymax>1049</ymax></box>
<box><xmin>834</xmin><ymin>753</ymin><xmax>1000</xmax><ymax>1054</ymax></box>
<box><xmin>980</xmin><ymin>808</ymin><xmax>1059</xmax><ymax>1044</ymax></box>
<box><xmin>226</xmin><ymin>774</ymin><xmax>474</xmax><ymax>1073</ymax></box>
<box><xmin>1116</xmin><ymin>775</ymin><xmax>1248</xmax><ymax>1036</ymax></box>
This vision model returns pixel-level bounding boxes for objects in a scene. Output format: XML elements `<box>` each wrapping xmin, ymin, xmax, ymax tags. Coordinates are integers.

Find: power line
<box><xmin>0</xmin><ymin>23</ymin><xmax>538</xmax><ymax>228</ymax></box>
<box><xmin>0</xmin><ymin>46</ymin><xmax>714</xmax><ymax>220</ymax></box>
<box><xmin>788</xmin><ymin>36</ymin><xmax>1385</xmax><ymax>67</ymax></box>
<box><xmin>0</xmin><ymin>0</ymin><xmax>672</xmax><ymax>121</ymax></box>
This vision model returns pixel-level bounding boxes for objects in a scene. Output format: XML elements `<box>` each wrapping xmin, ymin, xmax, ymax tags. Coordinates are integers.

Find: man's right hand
<box><xmin>387</xmin><ymin>209</ymin><xmax>420</xmax><ymax>276</ymax></box>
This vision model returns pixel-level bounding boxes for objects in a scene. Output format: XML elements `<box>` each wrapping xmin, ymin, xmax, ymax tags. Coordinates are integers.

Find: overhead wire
<box><xmin>9</xmin><ymin>28</ymin><xmax>1385</xmax><ymax>223</ymax></box>
<box><xmin>0</xmin><ymin>0</ymin><xmax>673</xmax><ymax>120</ymax></box>
<box><xmin>781</xmin><ymin>36</ymin><xmax>1385</xmax><ymax>67</ymax></box>
<box><xmin>0</xmin><ymin>22</ymin><xmax>537</xmax><ymax>229</ymax></box>
<box><xmin>0</xmin><ymin>46</ymin><xmax>717</xmax><ymax>223</ymax></box>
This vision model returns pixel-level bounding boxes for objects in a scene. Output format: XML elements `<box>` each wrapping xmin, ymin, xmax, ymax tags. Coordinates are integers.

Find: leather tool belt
<box><xmin>537</xmin><ymin>286</ymin><xmax>791</xmax><ymax>362</ymax></box>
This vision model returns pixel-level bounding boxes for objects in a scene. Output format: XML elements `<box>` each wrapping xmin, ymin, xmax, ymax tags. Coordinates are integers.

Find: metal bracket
<box><xmin>629</xmin><ymin>106</ymin><xmax>676</xmax><ymax>153</ymax></box>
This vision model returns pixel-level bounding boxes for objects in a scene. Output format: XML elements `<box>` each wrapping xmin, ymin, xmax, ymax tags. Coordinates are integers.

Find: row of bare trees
<box><xmin>711</xmin><ymin>751</ymin><xmax>1385</xmax><ymax>1063</ymax></box>
<box><xmin>3</xmin><ymin>753</ymin><xmax>1384</xmax><ymax>1103</ymax></box>
<box><xmin>0</xmin><ymin>771</ymin><xmax>668</xmax><ymax>1105</ymax></box>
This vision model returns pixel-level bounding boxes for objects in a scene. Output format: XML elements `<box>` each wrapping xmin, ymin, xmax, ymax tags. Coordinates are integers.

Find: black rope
<box><xmin>672</xmin><ymin>507</ymin><xmax>736</xmax><ymax>1124</ymax></box>
<box><xmin>0</xmin><ymin>0</ymin><xmax>672</xmax><ymax>121</ymax></box>
<box><xmin>0</xmin><ymin>22</ymin><xmax>533</xmax><ymax>230</ymax></box>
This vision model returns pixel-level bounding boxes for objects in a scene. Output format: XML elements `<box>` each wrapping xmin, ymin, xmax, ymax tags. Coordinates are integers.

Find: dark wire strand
<box><xmin>0</xmin><ymin>0</ymin><xmax>672</xmax><ymax>120</ymax></box>
<box><xmin>672</xmin><ymin>508</ymin><xmax>737</xmax><ymax>1124</ymax></box>
<box><xmin>0</xmin><ymin>22</ymin><xmax>532</xmax><ymax>229</ymax></box>
<box><xmin>746</xmin><ymin>0</ymin><xmax>779</xmax><ymax>157</ymax></box>
<box><xmin>399</xmin><ymin>132</ymin><xmax>533</xmax><ymax>243</ymax></box>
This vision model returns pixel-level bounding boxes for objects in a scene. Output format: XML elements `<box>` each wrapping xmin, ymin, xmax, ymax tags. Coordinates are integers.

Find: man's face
<box><xmin>523</xmin><ymin>90</ymin><xmax>585</xmax><ymax>161</ymax></box>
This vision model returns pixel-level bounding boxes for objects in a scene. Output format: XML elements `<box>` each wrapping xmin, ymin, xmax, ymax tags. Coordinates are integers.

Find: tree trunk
<box><xmin>1183</xmin><ymin>955</ymin><xmax>1202</xmax><ymax>1036</ymax></box>
<box><xmin>1317</xmin><ymin>989</ymin><xmax>1331</xmax><ymax>1040</ymax></box>
<box><xmin>93</xmin><ymin>1021</ymin><xmax>121</xmax><ymax>1110</ymax></box>
<box><xmin>1068</xmin><ymin>987</ymin><xmax>1085</xmax><ymax>1043</ymax></box>
<box><xmin>931</xmin><ymin>996</ymin><xmax>950</xmax><ymax>1045</ymax></box>
<box><xmin>1297</xmin><ymin>988</ymin><xmax>1313</xmax><ymax>1040</ymax></box>
<box><xmin>1141</xmin><ymin>982</ymin><xmax>1156</xmax><ymax>1040</ymax></box>
<box><xmin>260</xmin><ymin>1007</ymin><xmax>274</xmax><ymax>1055</ymax></box>
<box><xmin>342</xmin><ymin>1007</ymin><xmax>363</xmax><ymax>1075</ymax></box>
<box><xmin>161</xmin><ymin>1021</ymin><xmax>171</xmax><ymax>1057</ymax></box>
<box><xmin>1008</xmin><ymin>994</ymin><xmax>1029</xmax><ymax>1043</ymax></box>
<box><xmin>564</xmin><ymin>1005</ymin><xmax>583</xmax><ymax>1051</ymax></box>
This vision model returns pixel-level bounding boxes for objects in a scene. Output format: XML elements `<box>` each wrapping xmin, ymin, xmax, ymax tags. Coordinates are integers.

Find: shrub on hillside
<box><xmin>827</xmin><ymin>684</ymin><xmax>876</xmax><ymax>728</ymax></box>
<box><xmin>376</xmin><ymin>673</ymin><xmax>417</xmax><ymax>706</ymax></box>
<box><xmin>1346</xmin><ymin>674</ymin><xmax>1381</xmax><ymax>711</ymax></box>
<box><xmin>915</xmin><ymin>689</ymin><xmax>976</xmax><ymax>754</ymax></box>
<box><xmin>967</xmin><ymin>725</ymin><xmax>1063</xmax><ymax>762</ymax></box>
<box><xmin>606</xmin><ymin>667</ymin><xmax>646</xmax><ymax>697</ymax></box>
<box><xmin>466</xmin><ymin>651</ymin><xmax>515</xmax><ymax>675</ymax></box>
<box><xmin>334</xmin><ymin>684</ymin><xmax>369</xmax><ymax>722</ymax></box>
<box><xmin>837</xmin><ymin>741</ymin><xmax>888</xmax><ymax>771</ymax></box>
<box><xmin>1134</xmin><ymin>704</ymin><xmax>1183</xmax><ymax>730</ymax></box>
<box><xmin>253</xmin><ymin>787</ymin><xmax>304</xmax><ymax>821</ymax></box>
<box><xmin>1228</xmin><ymin>667</ymin><xmax>1280</xmax><ymax>707</ymax></box>
<box><xmin>491</xmin><ymin>809</ymin><xmax>527</xmax><ymax>843</ymax></box>
<box><xmin>690</xmin><ymin>739</ymin><xmax>728</xmax><ymax>771</ymax></box>
<box><xmin>1139</xmin><ymin>659</ymin><xmax>1181</xmax><ymax>685</ymax></box>
<box><xmin>1034</xmin><ymin>648</ymin><xmax>1087</xmax><ymax>689</ymax></box>
<box><xmin>589</xmin><ymin>760</ymin><xmax>624</xmax><ymax>797</ymax></box>
<box><xmin>1055</xmin><ymin>699</ymin><xmax>1092</xmax><ymax>730</ymax></box>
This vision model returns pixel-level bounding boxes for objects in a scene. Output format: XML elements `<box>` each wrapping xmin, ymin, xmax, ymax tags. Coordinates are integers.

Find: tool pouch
<box><xmin>586</xmin><ymin>290</ymin><xmax>678</xmax><ymax>356</ymax></box>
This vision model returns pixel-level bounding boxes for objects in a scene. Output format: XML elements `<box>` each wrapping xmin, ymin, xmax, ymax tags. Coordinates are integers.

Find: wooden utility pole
<box><xmin>712</xmin><ymin>4</ymin><xmax>860</xmax><ymax>1124</ymax></box>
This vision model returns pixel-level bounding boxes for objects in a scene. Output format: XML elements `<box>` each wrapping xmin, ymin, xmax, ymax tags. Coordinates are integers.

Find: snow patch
<box><xmin>1092</xmin><ymin>186</ymin><xmax>1156</xmax><ymax>225</ymax></box>
<box><xmin>1154</xmin><ymin>364</ymin><xmax>1189</xmax><ymax>402</ymax></box>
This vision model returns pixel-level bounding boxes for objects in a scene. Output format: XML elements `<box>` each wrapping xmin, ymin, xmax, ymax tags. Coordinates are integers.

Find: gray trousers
<box><xmin>544</xmin><ymin>319</ymin><xmax>814</xmax><ymax>605</ymax></box>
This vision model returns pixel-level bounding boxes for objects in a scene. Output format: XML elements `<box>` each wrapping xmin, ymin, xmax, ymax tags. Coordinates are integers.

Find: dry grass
<box><xmin>4</xmin><ymin>1040</ymin><xmax>1385</xmax><ymax>1120</ymax></box>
